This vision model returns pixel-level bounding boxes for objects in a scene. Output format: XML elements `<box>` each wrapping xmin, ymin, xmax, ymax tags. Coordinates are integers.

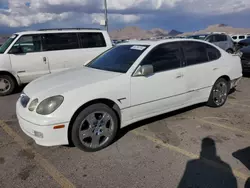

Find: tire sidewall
<box><xmin>0</xmin><ymin>75</ymin><xmax>16</xmax><ymax>96</ymax></box>
<box><xmin>71</xmin><ymin>103</ymin><xmax>119</xmax><ymax>152</ymax></box>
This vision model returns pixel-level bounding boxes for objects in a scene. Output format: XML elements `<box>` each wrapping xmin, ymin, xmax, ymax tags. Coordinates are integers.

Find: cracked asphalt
<box><xmin>0</xmin><ymin>77</ymin><xmax>250</xmax><ymax>188</ymax></box>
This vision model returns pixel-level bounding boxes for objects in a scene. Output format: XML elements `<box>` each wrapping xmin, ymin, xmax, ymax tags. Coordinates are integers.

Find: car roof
<box><xmin>118</xmin><ymin>38</ymin><xmax>211</xmax><ymax>47</ymax></box>
<box><xmin>15</xmin><ymin>29</ymin><xmax>105</xmax><ymax>35</ymax></box>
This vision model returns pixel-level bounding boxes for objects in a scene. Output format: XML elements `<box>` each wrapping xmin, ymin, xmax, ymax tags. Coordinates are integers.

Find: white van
<box><xmin>230</xmin><ymin>34</ymin><xmax>250</xmax><ymax>43</ymax></box>
<box><xmin>0</xmin><ymin>28</ymin><xmax>112</xmax><ymax>96</ymax></box>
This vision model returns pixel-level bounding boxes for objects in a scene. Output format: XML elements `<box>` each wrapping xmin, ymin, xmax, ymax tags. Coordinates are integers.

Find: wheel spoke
<box><xmin>80</xmin><ymin>129</ymin><xmax>92</xmax><ymax>139</ymax></box>
<box><xmin>90</xmin><ymin>135</ymin><xmax>100</xmax><ymax>148</ymax></box>
<box><xmin>102</xmin><ymin>127</ymin><xmax>112</xmax><ymax>137</ymax></box>
<box><xmin>213</xmin><ymin>90</ymin><xmax>219</xmax><ymax>99</ymax></box>
<box><xmin>100</xmin><ymin>112</ymin><xmax>111</xmax><ymax>125</ymax></box>
<box><xmin>85</xmin><ymin>113</ymin><xmax>97</xmax><ymax>126</ymax></box>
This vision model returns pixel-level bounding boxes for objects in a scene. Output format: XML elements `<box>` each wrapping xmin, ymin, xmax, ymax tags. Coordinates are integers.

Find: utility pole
<box><xmin>104</xmin><ymin>0</ymin><xmax>108</xmax><ymax>32</ymax></box>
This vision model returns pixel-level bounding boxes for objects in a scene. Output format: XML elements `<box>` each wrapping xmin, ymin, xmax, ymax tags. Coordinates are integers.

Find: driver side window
<box><xmin>10</xmin><ymin>35</ymin><xmax>42</xmax><ymax>54</ymax></box>
<box><xmin>141</xmin><ymin>42</ymin><xmax>182</xmax><ymax>73</ymax></box>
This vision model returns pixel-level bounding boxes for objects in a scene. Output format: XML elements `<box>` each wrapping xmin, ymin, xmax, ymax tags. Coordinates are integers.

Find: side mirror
<box><xmin>134</xmin><ymin>65</ymin><xmax>154</xmax><ymax>77</ymax></box>
<box><xmin>9</xmin><ymin>46</ymin><xmax>23</xmax><ymax>54</ymax></box>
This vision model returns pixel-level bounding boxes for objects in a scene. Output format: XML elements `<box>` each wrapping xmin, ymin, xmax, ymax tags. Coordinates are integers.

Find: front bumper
<box><xmin>16</xmin><ymin>100</ymin><xmax>69</xmax><ymax>146</ymax></box>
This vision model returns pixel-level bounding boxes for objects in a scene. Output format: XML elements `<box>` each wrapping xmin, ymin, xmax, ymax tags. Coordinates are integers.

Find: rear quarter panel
<box><xmin>220</xmin><ymin>51</ymin><xmax>242</xmax><ymax>80</ymax></box>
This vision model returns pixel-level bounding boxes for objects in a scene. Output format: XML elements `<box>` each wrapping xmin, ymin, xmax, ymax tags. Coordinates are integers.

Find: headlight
<box><xmin>28</xmin><ymin>98</ymin><xmax>38</xmax><ymax>111</ymax></box>
<box><xmin>36</xmin><ymin>95</ymin><xmax>64</xmax><ymax>115</ymax></box>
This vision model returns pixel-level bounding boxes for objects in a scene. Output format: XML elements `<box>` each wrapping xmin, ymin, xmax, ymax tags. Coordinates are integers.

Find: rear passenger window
<box><xmin>206</xmin><ymin>44</ymin><xmax>221</xmax><ymax>61</ymax></box>
<box><xmin>42</xmin><ymin>33</ymin><xmax>79</xmax><ymax>51</ymax></box>
<box><xmin>142</xmin><ymin>42</ymin><xmax>181</xmax><ymax>72</ymax></box>
<box><xmin>232</xmin><ymin>36</ymin><xmax>237</xmax><ymax>40</ymax></box>
<box><xmin>182</xmin><ymin>42</ymin><xmax>208</xmax><ymax>66</ymax></box>
<box><xmin>215</xmin><ymin>35</ymin><xmax>227</xmax><ymax>42</ymax></box>
<box><xmin>79</xmin><ymin>33</ymin><xmax>106</xmax><ymax>48</ymax></box>
<box><xmin>239</xmin><ymin>36</ymin><xmax>245</xmax><ymax>39</ymax></box>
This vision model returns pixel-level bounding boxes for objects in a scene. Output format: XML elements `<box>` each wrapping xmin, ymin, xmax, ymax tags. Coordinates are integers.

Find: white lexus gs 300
<box><xmin>16</xmin><ymin>39</ymin><xmax>242</xmax><ymax>152</ymax></box>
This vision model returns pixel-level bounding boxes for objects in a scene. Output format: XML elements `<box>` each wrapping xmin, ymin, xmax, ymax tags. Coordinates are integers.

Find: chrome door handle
<box><xmin>43</xmin><ymin>57</ymin><xmax>47</xmax><ymax>64</ymax></box>
<box><xmin>213</xmin><ymin>68</ymin><xmax>218</xmax><ymax>71</ymax></box>
<box><xmin>176</xmin><ymin>73</ymin><xmax>183</xmax><ymax>78</ymax></box>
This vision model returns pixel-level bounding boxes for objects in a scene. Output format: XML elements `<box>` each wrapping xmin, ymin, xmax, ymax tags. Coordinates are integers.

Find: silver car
<box><xmin>205</xmin><ymin>34</ymin><xmax>235</xmax><ymax>53</ymax></box>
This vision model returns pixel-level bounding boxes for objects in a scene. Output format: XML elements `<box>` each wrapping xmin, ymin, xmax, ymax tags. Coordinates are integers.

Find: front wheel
<box><xmin>71</xmin><ymin>103</ymin><xmax>119</xmax><ymax>152</ymax></box>
<box><xmin>0</xmin><ymin>75</ymin><xmax>16</xmax><ymax>96</ymax></box>
<box><xmin>207</xmin><ymin>78</ymin><xmax>229</xmax><ymax>108</ymax></box>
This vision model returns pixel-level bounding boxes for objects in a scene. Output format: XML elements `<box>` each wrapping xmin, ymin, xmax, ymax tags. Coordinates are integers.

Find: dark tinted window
<box><xmin>87</xmin><ymin>45</ymin><xmax>148</xmax><ymax>73</ymax></box>
<box><xmin>232</xmin><ymin>36</ymin><xmax>237</xmax><ymax>39</ymax></box>
<box><xmin>215</xmin><ymin>34</ymin><xmax>227</xmax><ymax>42</ymax></box>
<box><xmin>79</xmin><ymin>32</ymin><xmax>106</xmax><ymax>48</ymax></box>
<box><xmin>205</xmin><ymin>35</ymin><xmax>216</xmax><ymax>42</ymax></box>
<box><xmin>10</xmin><ymin>35</ymin><xmax>42</xmax><ymax>53</ymax></box>
<box><xmin>206</xmin><ymin>44</ymin><xmax>221</xmax><ymax>61</ymax></box>
<box><xmin>247</xmin><ymin>36</ymin><xmax>250</xmax><ymax>39</ymax></box>
<box><xmin>141</xmin><ymin>43</ymin><xmax>181</xmax><ymax>72</ymax></box>
<box><xmin>239</xmin><ymin>36</ymin><xmax>245</xmax><ymax>39</ymax></box>
<box><xmin>182</xmin><ymin>42</ymin><xmax>208</xmax><ymax>65</ymax></box>
<box><xmin>42</xmin><ymin>33</ymin><xmax>79</xmax><ymax>51</ymax></box>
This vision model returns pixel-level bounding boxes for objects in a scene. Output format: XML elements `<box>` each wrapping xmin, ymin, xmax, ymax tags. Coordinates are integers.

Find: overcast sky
<box><xmin>0</xmin><ymin>0</ymin><xmax>250</xmax><ymax>33</ymax></box>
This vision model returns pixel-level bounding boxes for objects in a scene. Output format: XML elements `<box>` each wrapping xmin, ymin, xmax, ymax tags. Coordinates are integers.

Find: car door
<box><xmin>215</xmin><ymin>35</ymin><xmax>228</xmax><ymax>50</ymax></box>
<box><xmin>130</xmin><ymin>42</ymin><xmax>188</xmax><ymax>119</ymax></box>
<box><xmin>41</xmin><ymin>33</ymin><xmax>81</xmax><ymax>74</ymax></box>
<box><xmin>181</xmin><ymin>41</ymin><xmax>222</xmax><ymax>102</ymax></box>
<box><xmin>8</xmin><ymin>34</ymin><xmax>50</xmax><ymax>83</ymax></box>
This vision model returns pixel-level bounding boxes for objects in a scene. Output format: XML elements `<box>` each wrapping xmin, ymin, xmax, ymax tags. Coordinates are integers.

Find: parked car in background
<box><xmin>0</xmin><ymin>28</ymin><xmax>112</xmax><ymax>96</ymax></box>
<box><xmin>204</xmin><ymin>33</ymin><xmax>235</xmax><ymax>53</ymax></box>
<box><xmin>240</xmin><ymin>46</ymin><xmax>250</xmax><ymax>73</ymax></box>
<box><xmin>231</xmin><ymin>34</ymin><xmax>250</xmax><ymax>43</ymax></box>
<box><xmin>235</xmin><ymin>38</ymin><xmax>250</xmax><ymax>51</ymax></box>
<box><xmin>186</xmin><ymin>34</ymin><xmax>208</xmax><ymax>40</ymax></box>
<box><xmin>16</xmin><ymin>39</ymin><xmax>242</xmax><ymax>152</ymax></box>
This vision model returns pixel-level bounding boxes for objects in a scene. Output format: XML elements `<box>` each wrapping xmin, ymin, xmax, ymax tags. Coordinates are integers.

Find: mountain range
<box><xmin>110</xmin><ymin>24</ymin><xmax>250</xmax><ymax>40</ymax></box>
<box><xmin>110</xmin><ymin>26</ymin><xmax>182</xmax><ymax>40</ymax></box>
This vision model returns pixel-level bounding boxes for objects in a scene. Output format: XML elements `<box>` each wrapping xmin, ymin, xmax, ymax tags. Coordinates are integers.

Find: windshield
<box><xmin>187</xmin><ymin>35</ymin><xmax>208</xmax><ymax>40</ymax></box>
<box><xmin>0</xmin><ymin>34</ymin><xmax>18</xmax><ymax>54</ymax></box>
<box><xmin>86</xmin><ymin>45</ymin><xmax>149</xmax><ymax>73</ymax></box>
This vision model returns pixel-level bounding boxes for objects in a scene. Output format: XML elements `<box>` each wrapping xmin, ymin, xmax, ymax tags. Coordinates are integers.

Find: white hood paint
<box><xmin>24</xmin><ymin>67</ymin><xmax>122</xmax><ymax>98</ymax></box>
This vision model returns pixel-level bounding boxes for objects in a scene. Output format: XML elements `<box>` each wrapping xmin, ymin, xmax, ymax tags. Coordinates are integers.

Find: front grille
<box><xmin>20</xmin><ymin>93</ymin><xmax>30</xmax><ymax>108</ymax></box>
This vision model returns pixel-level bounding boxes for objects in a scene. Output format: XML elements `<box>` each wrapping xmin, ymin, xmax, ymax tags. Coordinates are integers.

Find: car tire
<box><xmin>71</xmin><ymin>103</ymin><xmax>119</xmax><ymax>152</ymax></box>
<box><xmin>226</xmin><ymin>49</ymin><xmax>234</xmax><ymax>54</ymax></box>
<box><xmin>0</xmin><ymin>74</ymin><xmax>16</xmax><ymax>96</ymax></box>
<box><xmin>207</xmin><ymin>78</ymin><xmax>229</xmax><ymax>108</ymax></box>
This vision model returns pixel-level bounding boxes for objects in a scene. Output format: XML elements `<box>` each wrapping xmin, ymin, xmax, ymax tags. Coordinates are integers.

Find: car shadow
<box><xmin>115</xmin><ymin>103</ymin><xmax>204</xmax><ymax>142</ymax></box>
<box><xmin>178</xmin><ymin>137</ymin><xmax>237</xmax><ymax>188</ymax></box>
<box><xmin>232</xmin><ymin>147</ymin><xmax>250</xmax><ymax>188</ymax></box>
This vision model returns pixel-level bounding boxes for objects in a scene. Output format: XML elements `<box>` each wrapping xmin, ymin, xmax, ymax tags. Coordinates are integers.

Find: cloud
<box><xmin>0</xmin><ymin>0</ymin><xmax>250</xmax><ymax>28</ymax></box>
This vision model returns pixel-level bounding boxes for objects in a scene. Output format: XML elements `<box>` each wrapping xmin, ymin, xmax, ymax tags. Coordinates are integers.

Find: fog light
<box><xmin>34</xmin><ymin>131</ymin><xmax>43</xmax><ymax>138</ymax></box>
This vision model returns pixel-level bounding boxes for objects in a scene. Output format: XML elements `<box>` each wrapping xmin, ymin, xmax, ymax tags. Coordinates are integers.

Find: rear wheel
<box><xmin>71</xmin><ymin>103</ymin><xmax>119</xmax><ymax>152</ymax></box>
<box><xmin>0</xmin><ymin>74</ymin><xmax>16</xmax><ymax>96</ymax></box>
<box><xmin>207</xmin><ymin>78</ymin><xmax>229</xmax><ymax>107</ymax></box>
<box><xmin>226</xmin><ymin>49</ymin><xmax>234</xmax><ymax>54</ymax></box>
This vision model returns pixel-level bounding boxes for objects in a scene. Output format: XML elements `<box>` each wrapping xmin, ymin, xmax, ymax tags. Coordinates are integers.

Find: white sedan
<box><xmin>16</xmin><ymin>39</ymin><xmax>242</xmax><ymax>152</ymax></box>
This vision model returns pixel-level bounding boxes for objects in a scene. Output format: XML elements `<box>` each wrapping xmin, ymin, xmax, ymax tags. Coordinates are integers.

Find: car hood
<box><xmin>24</xmin><ymin>67</ymin><xmax>122</xmax><ymax>98</ymax></box>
